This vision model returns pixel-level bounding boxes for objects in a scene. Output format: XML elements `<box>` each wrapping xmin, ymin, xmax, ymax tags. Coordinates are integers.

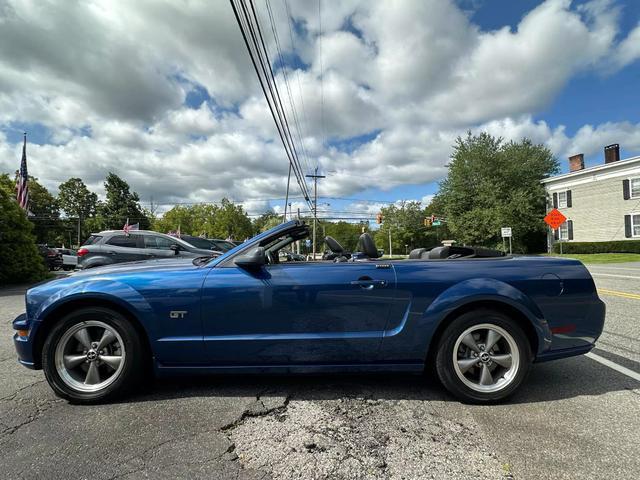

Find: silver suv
<box><xmin>77</xmin><ymin>230</ymin><xmax>221</xmax><ymax>269</ymax></box>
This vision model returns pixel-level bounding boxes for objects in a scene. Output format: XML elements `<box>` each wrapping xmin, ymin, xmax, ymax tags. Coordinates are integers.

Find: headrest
<box><xmin>409</xmin><ymin>248</ymin><xmax>428</xmax><ymax>259</ymax></box>
<box><xmin>358</xmin><ymin>233</ymin><xmax>381</xmax><ymax>258</ymax></box>
<box><xmin>324</xmin><ymin>236</ymin><xmax>344</xmax><ymax>254</ymax></box>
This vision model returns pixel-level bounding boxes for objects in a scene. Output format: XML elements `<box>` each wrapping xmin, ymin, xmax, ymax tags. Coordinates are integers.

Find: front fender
<box><xmin>424</xmin><ymin>278</ymin><xmax>552</xmax><ymax>356</ymax></box>
<box><xmin>34</xmin><ymin>279</ymin><xmax>155</xmax><ymax>327</ymax></box>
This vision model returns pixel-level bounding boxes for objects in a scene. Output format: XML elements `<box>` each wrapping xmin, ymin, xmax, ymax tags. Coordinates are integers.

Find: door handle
<box><xmin>350</xmin><ymin>279</ymin><xmax>387</xmax><ymax>289</ymax></box>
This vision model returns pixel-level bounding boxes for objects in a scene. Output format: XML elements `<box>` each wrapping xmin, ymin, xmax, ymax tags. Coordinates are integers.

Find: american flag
<box><xmin>123</xmin><ymin>218</ymin><xmax>139</xmax><ymax>234</ymax></box>
<box><xmin>16</xmin><ymin>133</ymin><xmax>29</xmax><ymax>210</ymax></box>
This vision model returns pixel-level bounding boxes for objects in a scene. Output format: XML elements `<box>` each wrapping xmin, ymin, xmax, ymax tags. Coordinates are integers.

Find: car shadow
<box><xmin>123</xmin><ymin>354</ymin><xmax>639</xmax><ymax>406</ymax></box>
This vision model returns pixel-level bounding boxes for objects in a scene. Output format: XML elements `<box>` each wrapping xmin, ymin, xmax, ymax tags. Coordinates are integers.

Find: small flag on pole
<box><xmin>16</xmin><ymin>133</ymin><xmax>29</xmax><ymax>211</ymax></box>
<box><xmin>123</xmin><ymin>218</ymin><xmax>139</xmax><ymax>234</ymax></box>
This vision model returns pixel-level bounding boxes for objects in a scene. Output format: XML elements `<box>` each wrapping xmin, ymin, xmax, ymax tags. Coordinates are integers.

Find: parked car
<box><xmin>55</xmin><ymin>248</ymin><xmax>78</xmax><ymax>271</ymax></box>
<box><xmin>77</xmin><ymin>230</ymin><xmax>220</xmax><ymax>269</ymax></box>
<box><xmin>37</xmin><ymin>244</ymin><xmax>63</xmax><ymax>271</ymax></box>
<box><xmin>179</xmin><ymin>235</ymin><xmax>233</xmax><ymax>253</ymax></box>
<box><xmin>13</xmin><ymin>220</ymin><xmax>605</xmax><ymax>404</ymax></box>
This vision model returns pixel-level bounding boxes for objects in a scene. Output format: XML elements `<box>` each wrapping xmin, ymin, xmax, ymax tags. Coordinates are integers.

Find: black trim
<box><xmin>566</xmin><ymin>190</ymin><xmax>572</xmax><ymax>208</ymax></box>
<box><xmin>567</xmin><ymin>220</ymin><xmax>573</xmax><ymax>240</ymax></box>
<box><xmin>552</xmin><ymin>192</ymin><xmax>558</xmax><ymax>209</ymax></box>
<box><xmin>624</xmin><ymin>215</ymin><xmax>632</xmax><ymax>238</ymax></box>
<box><xmin>623</xmin><ymin>179</ymin><xmax>630</xmax><ymax>200</ymax></box>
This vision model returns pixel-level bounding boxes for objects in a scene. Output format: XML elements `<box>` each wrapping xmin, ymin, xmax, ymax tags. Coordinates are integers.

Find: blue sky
<box><xmin>0</xmin><ymin>0</ymin><xmax>639</xmax><ymax>220</ymax></box>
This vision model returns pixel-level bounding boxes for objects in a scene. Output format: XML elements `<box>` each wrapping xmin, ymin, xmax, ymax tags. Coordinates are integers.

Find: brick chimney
<box><xmin>568</xmin><ymin>153</ymin><xmax>584</xmax><ymax>172</ymax></box>
<box><xmin>604</xmin><ymin>144</ymin><xmax>620</xmax><ymax>164</ymax></box>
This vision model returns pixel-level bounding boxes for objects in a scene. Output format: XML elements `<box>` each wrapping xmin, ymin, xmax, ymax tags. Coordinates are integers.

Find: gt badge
<box><xmin>169</xmin><ymin>310</ymin><xmax>187</xmax><ymax>319</ymax></box>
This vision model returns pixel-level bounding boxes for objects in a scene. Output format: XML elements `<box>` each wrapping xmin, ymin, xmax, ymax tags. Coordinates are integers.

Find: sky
<box><xmin>0</xmin><ymin>0</ymin><xmax>639</xmax><ymax>221</ymax></box>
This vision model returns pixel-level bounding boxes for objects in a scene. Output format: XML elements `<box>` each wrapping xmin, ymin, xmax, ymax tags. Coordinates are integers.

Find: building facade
<box><xmin>542</xmin><ymin>144</ymin><xmax>640</xmax><ymax>247</ymax></box>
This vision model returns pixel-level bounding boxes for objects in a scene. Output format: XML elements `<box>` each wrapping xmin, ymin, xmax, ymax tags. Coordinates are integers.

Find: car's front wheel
<box><xmin>435</xmin><ymin>309</ymin><xmax>532</xmax><ymax>403</ymax></box>
<box><xmin>42</xmin><ymin>308</ymin><xmax>143</xmax><ymax>404</ymax></box>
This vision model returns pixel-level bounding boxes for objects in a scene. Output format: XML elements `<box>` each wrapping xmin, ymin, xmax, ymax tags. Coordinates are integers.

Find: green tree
<box><xmin>253</xmin><ymin>211</ymin><xmax>281</xmax><ymax>233</ymax></box>
<box><xmin>322</xmin><ymin>221</ymin><xmax>363</xmax><ymax>252</ymax></box>
<box><xmin>211</xmin><ymin>198</ymin><xmax>253</xmax><ymax>240</ymax></box>
<box><xmin>25</xmin><ymin>176</ymin><xmax>61</xmax><ymax>245</ymax></box>
<box><xmin>58</xmin><ymin>177</ymin><xmax>98</xmax><ymax>245</ymax></box>
<box><xmin>152</xmin><ymin>200</ymin><xmax>253</xmax><ymax>240</ymax></box>
<box><xmin>437</xmin><ymin>132</ymin><xmax>558</xmax><ymax>252</ymax></box>
<box><xmin>0</xmin><ymin>174</ymin><xmax>48</xmax><ymax>284</ymax></box>
<box><xmin>375</xmin><ymin>201</ymin><xmax>437</xmax><ymax>254</ymax></box>
<box><xmin>100</xmin><ymin>172</ymin><xmax>150</xmax><ymax>230</ymax></box>
<box><xmin>152</xmin><ymin>205</ymin><xmax>200</xmax><ymax>235</ymax></box>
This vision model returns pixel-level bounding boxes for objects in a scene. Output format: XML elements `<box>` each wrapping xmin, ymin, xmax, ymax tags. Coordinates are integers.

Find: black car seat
<box><xmin>356</xmin><ymin>233</ymin><xmax>381</xmax><ymax>259</ymax></box>
<box><xmin>323</xmin><ymin>236</ymin><xmax>350</xmax><ymax>261</ymax></box>
<box><xmin>409</xmin><ymin>248</ymin><xmax>429</xmax><ymax>259</ymax></box>
<box><xmin>428</xmin><ymin>246</ymin><xmax>451</xmax><ymax>259</ymax></box>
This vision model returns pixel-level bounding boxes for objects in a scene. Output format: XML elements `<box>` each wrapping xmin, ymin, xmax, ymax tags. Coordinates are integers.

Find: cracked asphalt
<box><xmin>1</xmin><ymin>264</ymin><xmax>639</xmax><ymax>480</ymax></box>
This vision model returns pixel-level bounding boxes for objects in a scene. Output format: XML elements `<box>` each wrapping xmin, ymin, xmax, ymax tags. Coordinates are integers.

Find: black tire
<box><xmin>42</xmin><ymin>307</ymin><xmax>144</xmax><ymax>404</ymax></box>
<box><xmin>435</xmin><ymin>309</ymin><xmax>532</xmax><ymax>404</ymax></box>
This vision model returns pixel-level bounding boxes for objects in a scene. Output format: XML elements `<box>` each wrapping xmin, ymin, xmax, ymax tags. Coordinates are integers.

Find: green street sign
<box><xmin>432</xmin><ymin>220</ymin><xmax>441</xmax><ymax>226</ymax></box>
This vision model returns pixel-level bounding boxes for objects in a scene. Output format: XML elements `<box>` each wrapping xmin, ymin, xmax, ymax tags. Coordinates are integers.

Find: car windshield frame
<box><xmin>207</xmin><ymin>220</ymin><xmax>305</xmax><ymax>268</ymax></box>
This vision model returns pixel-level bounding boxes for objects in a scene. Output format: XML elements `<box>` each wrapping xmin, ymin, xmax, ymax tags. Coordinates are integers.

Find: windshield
<box><xmin>83</xmin><ymin>235</ymin><xmax>102</xmax><ymax>246</ymax></box>
<box><xmin>181</xmin><ymin>236</ymin><xmax>215</xmax><ymax>250</ymax></box>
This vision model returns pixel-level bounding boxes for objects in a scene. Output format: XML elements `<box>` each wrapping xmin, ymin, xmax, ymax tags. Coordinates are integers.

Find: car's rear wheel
<box><xmin>42</xmin><ymin>308</ymin><xmax>143</xmax><ymax>404</ymax></box>
<box><xmin>435</xmin><ymin>309</ymin><xmax>532</xmax><ymax>403</ymax></box>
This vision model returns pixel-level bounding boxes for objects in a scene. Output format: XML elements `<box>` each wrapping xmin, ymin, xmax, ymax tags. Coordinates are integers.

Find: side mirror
<box><xmin>170</xmin><ymin>244</ymin><xmax>181</xmax><ymax>255</ymax></box>
<box><xmin>235</xmin><ymin>247</ymin><xmax>265</xmax><ymax>270</ymax></box>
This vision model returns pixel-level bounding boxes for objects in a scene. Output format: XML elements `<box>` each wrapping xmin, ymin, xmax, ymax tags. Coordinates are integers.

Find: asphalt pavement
<box><xmin>0</xmin><ymin>264</ymin><xmax>638</xmax><ymax>479</ymax></box>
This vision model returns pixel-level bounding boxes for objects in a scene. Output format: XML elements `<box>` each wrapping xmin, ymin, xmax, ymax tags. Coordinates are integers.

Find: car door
<box><xmin>143</xmin><ymin>234</ymin><xmax>179</xmax><ymax>259</ymax></box>
<box><xmin>103</xmin><ymin>234</ymin><xmax>147</xmax><ymax>262</ymax></box>
<box><xmin>201</xmin><ymin>261</ymin><xmax>397</xmax><ymax>365</ymax></box>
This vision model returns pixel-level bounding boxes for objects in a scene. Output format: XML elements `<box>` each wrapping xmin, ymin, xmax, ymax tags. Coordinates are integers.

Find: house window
<box><xmin>559</xmin><ymin>222</ymin><xmax>569</xmax><ymax>240</ymax></box>
<box><xmin>631</xmin><ymin>178</ymin><xmax>640</xmax><ymax>199</ymax></box>
<box><xmin>558</xmin><ymin>191</ymin><xmax>567</xmax><ymax>208</ymax></box>
<box><xmin>633</xmin><ymin>214</ymin><xmax>640</xmax><ymax>237</ymax></box>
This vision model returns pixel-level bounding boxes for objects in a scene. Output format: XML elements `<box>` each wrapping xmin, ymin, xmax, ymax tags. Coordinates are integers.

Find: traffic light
<box><xmin>376</xmin><ymin>213</ymin><xmax>383</xmax><ymax>224</ymax></box>
<box><xmin>424</xmin><ymin>217</ymin><xmax>432</xmax><ymax>227</ymax></box>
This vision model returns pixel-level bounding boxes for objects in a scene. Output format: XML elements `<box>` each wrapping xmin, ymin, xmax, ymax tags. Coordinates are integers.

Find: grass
<box><xmin>545</xmin><ymin>253</ymin><xmax>640</xmax><ymax>264</ymax></box>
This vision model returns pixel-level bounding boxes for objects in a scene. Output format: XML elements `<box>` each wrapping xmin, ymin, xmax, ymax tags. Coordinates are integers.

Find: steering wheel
<box><xmin>266</xmin><ymin>250</ymin><xmax>277</xmax><ymax>264</ymax></box>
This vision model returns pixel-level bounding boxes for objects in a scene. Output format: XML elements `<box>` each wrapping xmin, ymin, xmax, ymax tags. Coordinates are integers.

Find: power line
<box><xmin>318</xmin><ymin>0</ymin><xmax>325</xmax><ymax>153</ymax></box>
<box><xmin>265</xmin><ymin>0</ymin><xmax>312</xmax><ymax>178</ymax></box>
<box><xmin>247</xmin><ymin>0</ymin><xmax>306</xmax><ymax>192</ymax></box>
<box><xmin>229</xmin><ymin>0</ymin><xmax>312</xmax><ymax>209</ymax></box>
<box><xmin>283</xmin><ymin>0</ymin><xmax>313</xmax><ymax>174</ymax></box>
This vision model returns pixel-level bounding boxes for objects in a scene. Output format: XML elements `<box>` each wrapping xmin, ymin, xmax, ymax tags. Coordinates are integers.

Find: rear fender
<box><xmin>423</xmin><ymin>278</ymin><xmax>552</xmax><ymax>356</ymax></box>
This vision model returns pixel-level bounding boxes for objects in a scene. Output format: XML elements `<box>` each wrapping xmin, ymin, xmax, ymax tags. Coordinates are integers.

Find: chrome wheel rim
<box><xmin>452</xmin><ymin>323</ymin><xmax>520</xmax><ymax>394</ymax></box>
<box><xmin>54</xmin><ymin>320</ymin><xmax>125</xmax><ymax>393</ymax></box>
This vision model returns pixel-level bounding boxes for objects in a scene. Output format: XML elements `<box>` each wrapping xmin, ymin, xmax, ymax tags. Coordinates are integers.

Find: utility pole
<box><xmin>283</xmin><ymin>163</ymin><xmax>292</xmax><ymax>223</ymax></box>
<box><xmin>77</xmin><ymin>216</ymin><xmax>81</xmax><ymax>247</ymax></box>
<box><xmin>306</xmin><ymin>168</ymin><xmax>325</xmax><ymax>259</ymax></box>
<box><xmin>388</xmin><ymin>227</ymin><xmax>392</xmax><ymax>257</ymax></box>
<box><xmin>297</xmin><ymin>207</ymin><xmax>301</xmax><ymax>254</ymax></box>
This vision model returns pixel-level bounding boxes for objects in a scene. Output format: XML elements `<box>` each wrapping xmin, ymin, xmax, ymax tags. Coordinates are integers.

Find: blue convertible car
<box><xmin>13</xmin><ymin>220</ymin><xmax>605</xmax><ymax>404</ymax></box>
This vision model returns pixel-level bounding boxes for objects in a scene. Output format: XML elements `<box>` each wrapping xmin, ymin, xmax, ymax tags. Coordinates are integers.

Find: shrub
<box><xmin>0</xmin><ymin>187</ymin><xmax>49</xmax><ymax>285</ymax></box>
<box><xmin>552</xmin><ymin>240</ymin><xmax>640</xmax><ymax>254</ymax></box>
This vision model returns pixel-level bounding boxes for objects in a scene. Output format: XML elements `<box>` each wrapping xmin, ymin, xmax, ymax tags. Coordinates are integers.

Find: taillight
<box><xmin>77</xmin><ymin>248</ymin><xmax>89</xmax><ymax>257</ymax></box>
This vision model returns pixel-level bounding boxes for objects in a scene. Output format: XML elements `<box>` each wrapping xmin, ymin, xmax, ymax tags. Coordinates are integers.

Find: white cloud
<box><xmin>0</xmin><ymin>0</ymin><xmax>639</xmax><ymax>213</ymax></box>
<box><xmin>613</xmin><ymin>22</ymin><xmax>640</xmax><ymax>68</ymax></box>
